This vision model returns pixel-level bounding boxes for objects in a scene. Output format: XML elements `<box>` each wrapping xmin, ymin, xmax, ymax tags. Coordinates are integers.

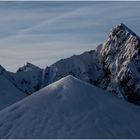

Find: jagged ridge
<box><xmin>100</xmin><ymin>23</ymin><xmax>140</xmax><ymax>103</ymax></box>
<box><xmin>0</xmin><ymin>23</ymin><xmax>140</xmax><ymax>108</ymax></box>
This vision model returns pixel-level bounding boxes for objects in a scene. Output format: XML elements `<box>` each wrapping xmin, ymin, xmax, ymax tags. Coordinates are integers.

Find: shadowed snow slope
<box><xmin>0</xmin><ymin>75</ymin><xmax>140</xmax><ymax>138</ymax></box>
<box><xmin>0</xmin><ymin>74</ymin><xmax>26</xmax><ymax>110</ymax></box>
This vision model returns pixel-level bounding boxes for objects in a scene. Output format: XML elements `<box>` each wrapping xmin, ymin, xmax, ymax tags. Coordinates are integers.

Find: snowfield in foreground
<box><xmin>0</xmin><ymin>75</ymin><xmax>140</xmax><ymax>138</ymax></box>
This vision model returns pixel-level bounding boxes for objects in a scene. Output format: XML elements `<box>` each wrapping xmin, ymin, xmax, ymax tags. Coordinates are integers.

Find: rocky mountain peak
<box><xmin>99</xmin><ymin>23</ymin><xmax>140</xmax><ymax>104</ymax></box>
<box><xmin>110</xmin><ymin>23</ymin><xmax>139</xmax><ymax>38</ymax></box>
<box><xmin>17</xmin><ymin>62</ymin><xmax>41</xmax><ymax>72</ymax></box>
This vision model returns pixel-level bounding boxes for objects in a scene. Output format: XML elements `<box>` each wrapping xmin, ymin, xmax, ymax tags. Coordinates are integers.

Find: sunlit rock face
<box><xmin>100</xmin><ymin>23</ymin><xmax>140</xmax><ymax>104</ymax></box>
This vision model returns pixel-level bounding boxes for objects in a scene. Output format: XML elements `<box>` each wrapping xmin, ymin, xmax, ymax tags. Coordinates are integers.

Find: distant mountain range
<box><xmin>0</xmin><ymin>23</ymin><xmax>140</xmax><ymax>138</ymax></box>
<box><xmin>0</xmin><ymin>23</ymin><xmax>140</xmax><ymax>110</ymax></box>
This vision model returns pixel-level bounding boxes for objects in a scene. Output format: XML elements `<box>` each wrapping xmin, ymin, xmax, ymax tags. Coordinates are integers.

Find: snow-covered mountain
<box><xmin>0</xmin><ymin>23</ymin><xmax>140</xmax><ymax>109</ymax></box>
<box><xmin>0</xmin><ymin>23</ymin><xmax>140</xmax><ymax>138</ymax></box>
<box><xmin>17</xmin><ymin>62</ymin><xmax>41</xmax><ymax>72</ymax></box>
<box><xmin>8</xmin><ymin>62</ymin><xmax>43</xmax><ymax>95</ymax></box>
<box><xmin>99</xmin><ymin>23</ymin><xmax>140</xmax><ymax>104</ymax></box>
<box><xmin>0</xmin><ymin>63</ymin><xmax>42</xmax><ymax>110</ymax></box>
<box><xmin>0</xmin><ymin>66</ymin><xmax>26</xmax><ymax>110</ymax></box>
<box><xmin>40</xmin><ymin>23</ymin><xmax>140</xmax><ymax>104</ymax></box>
<box><xmin>41</xmin><ymin>49</ymin><xmax>103</xmax><ymax>86</ymax></box>
<box><xmin>0</xmin><ymin>75</ymin><xmax>140</xmax><ymax>138</ymax></box>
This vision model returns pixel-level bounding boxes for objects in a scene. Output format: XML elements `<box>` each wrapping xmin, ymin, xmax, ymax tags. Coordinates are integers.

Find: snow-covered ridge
<box><xmin>0</xmin><ymin>75</ymin><xmax>140</xmax><ymax>138</ymax></box>
<box><xmin>42</xmin><ymin>49</ymin><xmax>102</xmax><ymax>86</ymax></box>
<box><xmin>0</xmin><ymin>23</ymin><xmax>140</xmax><ymax>109</ymax></box>
<box><xmin>40</xmin><ymin>23</ymin><xmax>140</xmax><ymax>104</ymax></box>
<box><xmin>17</xmin><ymin>62</ymin><xmax>41</xmax><ymax>72</ymax></box>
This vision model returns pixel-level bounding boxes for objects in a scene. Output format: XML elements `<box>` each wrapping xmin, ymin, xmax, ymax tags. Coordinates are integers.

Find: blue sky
<box><xmin>0</xmin><ymin>1</ymin><xmax>140</xmax><ymax>71</ymax></box>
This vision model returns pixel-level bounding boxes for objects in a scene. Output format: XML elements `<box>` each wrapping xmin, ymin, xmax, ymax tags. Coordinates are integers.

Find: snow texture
<box><xmin>0</xmin><ymin>73</ymin><xmax>26</xmax><ymax>110</ymax></box>
<box><xmin>0</xmin><ymin>75</ymin><xmax>140</xmax><ymax>138</ymax></box>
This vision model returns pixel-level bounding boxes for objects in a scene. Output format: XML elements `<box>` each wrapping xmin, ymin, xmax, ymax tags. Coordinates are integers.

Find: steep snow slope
<box><xmin>0</xmin><ymin>63</ymin><xmax>41</xmax><ymax>110</ymax></box>
<box><xmin>0</xmin><ymin>74</ymin><xmax>26</xmax><ymax>110</ymax></box>
<box><xmin>0</xmin><ymin>75</ymin><xmax>140</xmax><ymax>138</ymax></box>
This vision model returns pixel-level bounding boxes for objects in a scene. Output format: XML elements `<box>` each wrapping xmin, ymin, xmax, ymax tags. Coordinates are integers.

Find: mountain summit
<box><xmin>110</xmin><ymin>23</ymin><xmax>139</xmax><ymax>38</ymax></box>
<box><xmin>100</xmin><ymin>23</ymin><xmax>140</xmax><ymax>103</ymax></box>
<box><xmin>17</xmin><ymin>62</ymin><xmax>42</xmax><ymax>72</ymax></box>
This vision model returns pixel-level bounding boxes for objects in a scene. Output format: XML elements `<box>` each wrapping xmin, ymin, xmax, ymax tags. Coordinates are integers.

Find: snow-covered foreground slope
<box><xmin>0</xmin><ymin>75</ymin><xmax>140</xmax><ymax>138</ymax></box>
<box><xmin>0</xmin><ymin>74</ymin><xmax>26</xmax><ymax>110</ymax></box>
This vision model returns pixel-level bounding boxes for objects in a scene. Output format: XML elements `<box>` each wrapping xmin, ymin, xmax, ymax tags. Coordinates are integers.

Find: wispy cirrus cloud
<box><xmin>0</xmin><ymin>1</ymin><xmax>140</xmax><ymax>71</ymax></box>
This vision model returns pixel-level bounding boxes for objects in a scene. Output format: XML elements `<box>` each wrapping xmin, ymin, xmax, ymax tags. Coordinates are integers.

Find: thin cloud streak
<box><xmin>0</xmin><ymin>2</ymin><xmax>139</xmax><ymax>71</ymax></box>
